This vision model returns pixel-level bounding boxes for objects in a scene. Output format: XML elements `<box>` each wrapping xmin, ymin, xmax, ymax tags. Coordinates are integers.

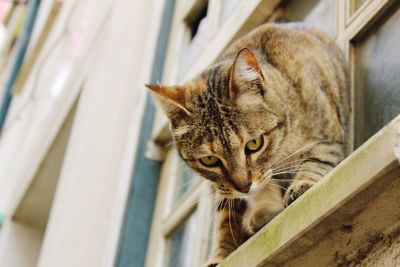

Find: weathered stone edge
<box><xmin>219</xmin><ymin>115</ymin><xmax>400</xmax><ymax>267</ymax></box>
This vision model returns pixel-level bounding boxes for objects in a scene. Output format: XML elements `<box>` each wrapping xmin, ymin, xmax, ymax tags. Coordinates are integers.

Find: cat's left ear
<box><xmin>145</xmin><ymin>84</ymin><xmax>191</xmax><ymax>117</ymax></box>
<box><xmin>228</xmin><ymin>48</ymin><xmax>265</xmax><ymax>98</ymax></box>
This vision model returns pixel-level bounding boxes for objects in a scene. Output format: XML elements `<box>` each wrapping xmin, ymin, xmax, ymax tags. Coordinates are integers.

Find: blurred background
<box><xmin>0</xmin><ymin>0</ymin><xmax>398</xmax><ymax>267</ymax></box>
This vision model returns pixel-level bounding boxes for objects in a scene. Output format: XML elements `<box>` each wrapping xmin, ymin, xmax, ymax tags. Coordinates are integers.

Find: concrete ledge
<box><xmin>0</xmin><ymin>213</ymin><xmax>3</xmax><ymax>227</ymax></box>
<box><xmin>219</xmin><ymin>115</ymin><xmax>400</xmax><ymax>267</ymax></box>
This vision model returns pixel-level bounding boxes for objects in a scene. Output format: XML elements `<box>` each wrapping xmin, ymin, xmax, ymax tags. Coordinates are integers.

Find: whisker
<box><xmin>272</xmin><ymin>170</ymin><xmax>315</xmax><ymax>175</ymax></box>
<box><xmin>271</xmin><ymin>158</ymin><xmax>308</xmax><ymax>172</ymax></box>
<box><xmin>206</xmin><ymin>195</ymin><xmax>222</xmax><ymax>227</ymax></box>
<box><xmin>272</xmin><ymin>163</ymin><xmax>324</xmax><ymax>173</ymax></box>
<box><xmin>271</xmin><ymin>170</ymin><xmax>321</xmax><ymax>178</ymax></box>
<box><xmin>228</xmin><ymin>199</ymin><xmax>239</xmax><ymax>248</ymax></box>
<box><xmin>256</xmin><ymin>199</ymin><xmax>285</xmax><ymax>206</ymax></box>
<box><xmin>269</xmin><ymin>177</ymin><xmax>309</xmax><ymax>182</ymax></box>
<box><xmin>272</xmin><ymin>165</ymin><xmax>322</xmax><ymax>174</ymax></box>
<box><xmin>276</xmin><ymin>168</ymin><xmax>325</xmax><ymax>177</ymax></box>
<box><xmin>267</xmin><ymin>182</ymin><xmax>289</xmax><ymax>191</ymax></box>
<box><xmin>272</xmin><ymin>165</ymin><xmax>305</xmax><ymax>173</ymax></box>
<box><xmin>184</xmin><ymin>190</ymin><xmax>217</xmax><ymax>208</ymax></box>
<box><xmin>175</xmin><ymin>178</ymin><xmax>197</xmax><ymax>191</ymax></box>
<box><xmin>164</xmin><ymin>139</ymin><xmax>184</xmax><ymax>147</ymax></box>
<box><xmin>272</xmin><ymin>156</ymin><xmax>335</xmax><ymax>173</ymax></box>
<box><xmin>271</xmin><ymin>140</ymin><xmax>324</xmax><ymax>169</ymax></box>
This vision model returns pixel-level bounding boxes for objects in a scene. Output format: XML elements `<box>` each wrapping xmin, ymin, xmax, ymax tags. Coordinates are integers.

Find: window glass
<box><xmin>283</xmin><ymin>0</ymin><xmax>336</xmax><ymax>38</ymax></box>
<box><xmin>166</xmin><ymin>210</ymin><xmax>199</xmax><ymax>267</ymax></box>
<box><xmin>353</xmin><ymin>0</ymin><xmax>369</xmax><ymax>14</ymax></box>
<box><xmin>354</xmin><ymin>4</ymin><xmax>400</xmax><ymax>147</ymax></box>
<box><xmin>179</xmin><ymin>1</ymin><xmax>209</xmax><ymax>79</ymax></box>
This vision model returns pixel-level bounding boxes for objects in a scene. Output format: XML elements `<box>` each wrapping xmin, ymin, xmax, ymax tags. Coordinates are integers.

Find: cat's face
<box><xmin>147</xmin><ymin>48</ymin><xmax>287</xmax><ymax>199</ymax></box>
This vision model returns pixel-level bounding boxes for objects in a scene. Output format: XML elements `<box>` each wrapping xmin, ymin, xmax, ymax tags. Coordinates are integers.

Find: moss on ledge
<box><xmin>219</xmin><ymin>115</ymin><xmax>400</xmax><ymax>267</ymax></box>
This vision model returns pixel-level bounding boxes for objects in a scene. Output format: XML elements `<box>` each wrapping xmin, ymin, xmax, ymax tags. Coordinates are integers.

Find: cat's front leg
<box><xmin>242</xmin><ymin>206</ymin><xmax>282</xmax><ymax>235</ymax></box>
<box><xmin>242</xmin><ymin>182</ymin><xmax>284</xmax><ymax>235</ymax></box>
<box><xmin>204</xmin><ymin>198</ymin><xmax>249</xmax><ymax>267</ymax></box>
<box><xmin>284</xmin><ymin>178</ymin><xmax>315</xmax><ymax>207</ymax></box>
<box><xmin>202</xmin><ymin>257</ymin><xmax>224</xmax><ymax>267</ymax></box>
<box><xmin>284</xmin><ymin>142</ymin><xmax>345</xmax><ymax>207</ymax></box>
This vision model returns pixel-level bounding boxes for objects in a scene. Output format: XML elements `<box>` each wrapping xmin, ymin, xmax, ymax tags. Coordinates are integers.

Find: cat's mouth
<box><xmin>219</xmin><ymin>184</ymin><xmax>258</xmax><ymax>199</ymax></box>
<box><xmin>217</xmin><ymin>170</ymin><xmax>273</xmax><ymax>198</ymax></box>
<box><xmin>236</xmin><ymin>182</ymin><xmax>252</xmax><ymax>194</ymax></box>
<box><xmin>245</xmin><ymin>170</ymin><xmax>274</xmax><ymax>194</ymax></box>
<box><xmin>218</xmin><ymin>189</ymin><xmax>250</xmax><ymax>199</ymax></box>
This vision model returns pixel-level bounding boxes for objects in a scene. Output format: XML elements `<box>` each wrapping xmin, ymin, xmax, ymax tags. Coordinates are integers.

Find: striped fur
<box><xmin>147</xmin><ymin>23</ymin><xmax>350</xmax><ymax>266</ymax></box>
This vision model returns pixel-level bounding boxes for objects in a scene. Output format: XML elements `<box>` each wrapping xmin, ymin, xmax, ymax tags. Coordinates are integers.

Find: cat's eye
<box><xmin>245</xmin><ymin>136</ymin><xmax>263</xmax><ymax>153</ymax></box>
<box><xmin>199</xmin><ymin>156</ymin><xmax>220</xmax><ymax>167</ymax></box>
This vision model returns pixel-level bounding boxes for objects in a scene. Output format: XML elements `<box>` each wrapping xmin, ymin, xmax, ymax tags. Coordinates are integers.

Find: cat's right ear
<box><xmin>228</xmin><ymin>48</ymin><xmax>265</xmax><ymax>98</ymax></box>
<box><xmin>146</xmin><ymin>84</ymin><xmax>191</xmax><ymax>118</ymax></box>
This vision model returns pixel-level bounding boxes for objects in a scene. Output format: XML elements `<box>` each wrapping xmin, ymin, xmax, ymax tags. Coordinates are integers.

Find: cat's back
<box><xmin>221</xmin><ymin>22</ymin><xmax>351</xmax><ymax>152</ymax></box>
<box><xmin>222</xmin><ymin>22</ymin><xmax>345</xmax><ymax>69</ymax></box>
<box><xmin>220</xmin><ymin>22</ymin><xmax>349</xmax><ymax>102</ymax></box>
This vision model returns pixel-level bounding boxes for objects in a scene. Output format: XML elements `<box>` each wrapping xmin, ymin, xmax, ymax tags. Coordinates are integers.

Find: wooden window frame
<box><xmin>337</xmin><ymin>0</ymin><xmax>396</xmax><ymax>150</ymax></box>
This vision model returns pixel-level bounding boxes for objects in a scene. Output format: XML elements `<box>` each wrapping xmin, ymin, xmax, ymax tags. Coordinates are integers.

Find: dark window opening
<box><xmin>184</xmin><ymin>0</ymin><xmax>208</xmax><ymax>40</ymax></box>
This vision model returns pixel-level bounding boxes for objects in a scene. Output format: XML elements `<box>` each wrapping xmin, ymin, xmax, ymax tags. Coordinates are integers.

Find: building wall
<box><xmin>0</xmin><ymin>0</ymin><xmax>165</xmax><ymax>266</ymax></box>
<box><xmin>358</xmin><ymin>234</ymin><xmax>400</xmax><ymax>267</ymax></box>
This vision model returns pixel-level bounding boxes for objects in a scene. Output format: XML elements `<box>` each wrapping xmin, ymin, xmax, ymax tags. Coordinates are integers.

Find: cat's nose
<box><xmin>238</xmin><ymin>182</ymin><xmax>252</xmax><ymax>193</ymax></box>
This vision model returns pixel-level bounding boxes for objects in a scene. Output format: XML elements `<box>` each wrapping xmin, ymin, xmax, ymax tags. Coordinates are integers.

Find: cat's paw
<box><xmin>243</xmin><ymin>212</ymin><xmax>269</xmax><ymax>235</ymax></box>
<box><xmin>242</xmin><ymin>207</ymin><xmax>281</xmax><ymax>235</ymax></box>
<box><xmin>284</xmin><ymin>180</ymin><xmax>315</xmax><ymax>207</ymax></box>
<box><xmin>202</xmin><ymin>259</ymin><xmax>221</xmax><ymax>267</ymax></box>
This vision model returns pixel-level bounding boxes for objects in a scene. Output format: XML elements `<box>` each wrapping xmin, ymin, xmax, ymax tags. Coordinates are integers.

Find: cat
<box><xmin>147</xmin><ymin>22</ymin><xmax>350</xmax><ymax>266</ymax></box>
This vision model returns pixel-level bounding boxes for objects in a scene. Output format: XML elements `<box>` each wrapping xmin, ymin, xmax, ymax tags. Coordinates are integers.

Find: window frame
<box><xmin>145</xmin><ymin>0</ymin><xmax>400</xmax><ymax>266</ymax></box>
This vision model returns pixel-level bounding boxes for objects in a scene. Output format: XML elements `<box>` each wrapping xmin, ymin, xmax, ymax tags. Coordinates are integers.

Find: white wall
<box><xmin>0</xmin><ymin>220</ymin><xmax>43</xmax><ymax>267</ymax></box>
<box><xmin>0</xmin><ymin>0</ymin><xmax>165</xmax><ymax>266</ymax></box>
<box><xmin>36</xmin><ymin>0</ymin><xmax>166</xmax><ymax>266</ymax></box>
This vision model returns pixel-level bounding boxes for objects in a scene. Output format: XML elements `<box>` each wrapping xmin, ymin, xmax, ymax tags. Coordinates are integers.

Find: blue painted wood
<box><xmin>115</xmin><ymin>0</ymin><xmax>176</xmax><ymax>266</ymax></box>
<box><xmin>0</xmin><ymin>0</ymin><xmax>41</xmax><ymax>134</ymax></box>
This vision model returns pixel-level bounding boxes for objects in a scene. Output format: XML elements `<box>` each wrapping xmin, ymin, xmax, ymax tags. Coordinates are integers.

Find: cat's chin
<box><xmin>217</xmin><ymin>192</ymin><xmax>249</xmax><ymax>200</ymax></box>
<box><xmin>248</xmin><ymin>182</ymin><xmax>264</xmax><ymax>194</ymax></box>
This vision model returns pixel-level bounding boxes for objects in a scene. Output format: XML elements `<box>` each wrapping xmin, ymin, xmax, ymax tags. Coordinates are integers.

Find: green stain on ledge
<box><xmin>218</xmin><ymin>115</ymin><xmax>400</xmax><ymax>267</ymax></box>
<box><xmin>0</xmin><ymin>213</ymin><xmax>4</xmax><ymax>226</ymax></box>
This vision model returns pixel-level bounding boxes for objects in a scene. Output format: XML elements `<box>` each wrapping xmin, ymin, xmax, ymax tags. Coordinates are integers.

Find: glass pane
<box><xmin>354</xmin><ymin>4</ymin><xmax>400</xmax><ymax>147</ymax></box>
<box><xmin>166</xmin><ymin>210</ymin><xmax>199</xmax><ymax>267</ymax></box>
<box><xmin>283</xmin><ymin>0</ymin><xmax>336</xmax><ymax>38</ymax></box>
<box><xmin>353</xmin><ymin>0</ymin><xmax>369</xmax><ymax>13</ymax></box>
<box><xmin>174</xmin><ymin>159</ymin><xmax>198</xmax><ymax>202</ymax></box>
<box><xmin>179</xmin><ymin>1</ymin><xmax>209</xmax><ymax>79</ymax></box>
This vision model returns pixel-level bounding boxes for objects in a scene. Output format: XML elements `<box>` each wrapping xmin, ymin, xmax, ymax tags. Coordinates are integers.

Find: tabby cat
<box><xmin>147</xmin><ymin>23</ymin><xmax>350</xmax><ymax>266</ymax></box>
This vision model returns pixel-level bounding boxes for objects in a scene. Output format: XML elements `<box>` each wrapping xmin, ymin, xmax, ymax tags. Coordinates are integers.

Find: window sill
<box><xmin>219</xmin><ymin>115</ymin><xmax>400</xmax><ymax>267</ymax></box>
